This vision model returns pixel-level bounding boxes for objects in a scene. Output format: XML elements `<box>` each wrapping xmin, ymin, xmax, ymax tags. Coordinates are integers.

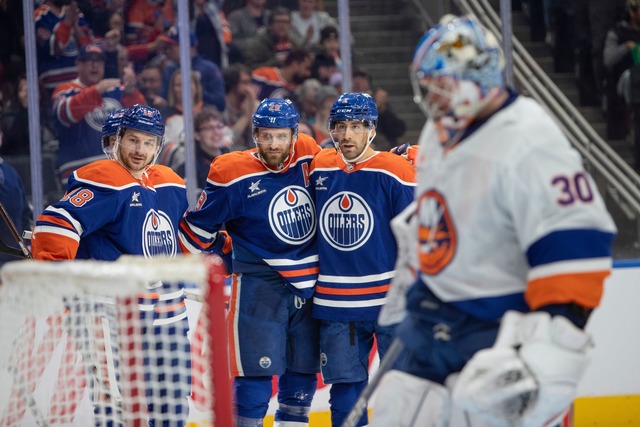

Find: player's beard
<box><xmin>258</xmin><ymin>144</ymin><xmax>290</xmax><ymax>167</ymax></box>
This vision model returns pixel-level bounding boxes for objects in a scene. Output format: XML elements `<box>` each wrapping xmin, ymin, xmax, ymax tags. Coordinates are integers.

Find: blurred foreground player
<box><xmin>370</xmin><ymin>15</ymin><xmax>617</xmax><ymax>427</ymax></box>
<box><xmin>32</xmin><ymin>104</ymin><xmax>193</xmax><ymax>426</ymax></box>
<box><xmin>179</xmin><ymin>98</ymin><xmax>321</xmax><ymax>427</ymax></box>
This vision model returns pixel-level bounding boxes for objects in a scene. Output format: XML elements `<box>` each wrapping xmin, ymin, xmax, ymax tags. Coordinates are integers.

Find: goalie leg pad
<box><xmin>370</xmin><ymin>370</ymin><xmax>451</xmax><ymax>427</ymax></box>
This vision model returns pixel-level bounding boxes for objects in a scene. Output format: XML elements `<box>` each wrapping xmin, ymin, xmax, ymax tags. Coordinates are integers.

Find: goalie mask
<box><xmin>252</xmin><ymin>98</ymin><xmax>300</xmax><ymax>171</ymax></box>
<box><xmin>410</xmin><ymin>14</ymin><xmax>505</xmax><ymax>127</ymax></box>
<box><xmin>327</xmin><ymin>92</ymin><xmax>378</xmax><ymax>163</ymax></box>
<box><xmin>101</xmin><ymin>108</ymin><xmax>126</xmax><ymax>159</ymax></box>
<box><xmin>114</xmin><ymin>104</ymin><xmax>165</xmax><ymax>168</ymax></box>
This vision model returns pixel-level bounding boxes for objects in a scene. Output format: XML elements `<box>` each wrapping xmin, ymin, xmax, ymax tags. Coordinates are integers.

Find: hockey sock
<box><xmin>329</xmin><ymin>380</ymin><xmax>368</xmax><ymax>426</ymax></box>
<box><xmin>275</xmin><ymin>370</ymin><xmax>317</xmax><ymax>423</ymax></box>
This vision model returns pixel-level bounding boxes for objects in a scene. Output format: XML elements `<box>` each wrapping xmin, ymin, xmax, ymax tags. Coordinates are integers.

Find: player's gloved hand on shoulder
<box><xmin>452</xmin><ymin>310</ymin><xmax>593</xmax><ymax>427</ymax></box>
<box><xmin>389</xmin><ymin>143</ymin><xmax>419</xmax><ymax>166</ymax></box>
<box><xmin>206</xmin><ymin>230</ymin><xmax>232</xmax><ymax>274</ymax></box>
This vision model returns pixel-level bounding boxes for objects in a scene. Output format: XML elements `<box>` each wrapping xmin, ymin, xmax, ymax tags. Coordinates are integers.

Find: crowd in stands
<box><xmin>521</xmin><ymin>0</ymin><xmax>640</xmax><ymax>171</ymax></box>
<box><xmin>0</xmin><ymin>0</ymin><xmax>407</xmax><ymax>204</ymax></box>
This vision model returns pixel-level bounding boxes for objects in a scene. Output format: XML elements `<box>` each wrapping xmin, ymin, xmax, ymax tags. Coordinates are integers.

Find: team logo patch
<box><xmin>268</xmin><ymin>186</ymin><xmax>316</xmax><ymax>245</ymax></box>
<box><xmin>319</xmin><ymin>191</ymin><xmax>374</xmax><ymax>251</ymax></box>
<box><xmin>142</xmin><ymin>209</ymin><xmax>177</xmax><ymax>258</ymax></box>
<box><xmin>418</xmin><ymin>190</ymin><xmax>456</xmax><ymax>274</ymax></box>
<box><xmin>259</xmin><ymin>356</ymin><xmax>272</xmax><ymax>369</ymax></box>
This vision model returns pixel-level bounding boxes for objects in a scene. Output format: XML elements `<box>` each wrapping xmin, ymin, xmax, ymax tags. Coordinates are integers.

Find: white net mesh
<box><xmin>0</xmin><ymin>255</ymin><xmax>231</xmax><ymax>427</ymax></box>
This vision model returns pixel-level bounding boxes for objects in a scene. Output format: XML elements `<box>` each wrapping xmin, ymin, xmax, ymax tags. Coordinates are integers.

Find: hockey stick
<box><xmin>0</xmin><ymin>202</ymin><xmax>32</xmax><ymax>259</ymax></box>
<box><xmin>341</xmin><ymin>338</ymin><xmax>405</xmax><ymax>427</ymax></box>
<box><xmin>0</xmin><ymin>236</ymin><xmax>25</xmax><ymax>258</ymax></box>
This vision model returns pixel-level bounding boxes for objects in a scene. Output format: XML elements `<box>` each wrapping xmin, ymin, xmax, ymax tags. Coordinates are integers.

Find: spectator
<box><xmin>222</xmin><ymin>63</ymin><xmax>259</xmax><ymax>150</ymax></box>
<box><xmin>294</xmin><ymin>77</ymin><xmax>321</xmax><ymax>122</ymax></box>
<box><xmin>124</xmin><ymin>0</ymin><xmax>175</xmax><ymax>46</ymax></box>
<box><xmin>242</xmin><ymin>6</ymin><xmax>299</xmax><ymax>69</ymax></box>
<box><xmin>251</xmin><ymin>48</ymin><xmax>312</xmax><ymax>100</ymax></box>
<box><xmin>603</xmin><ymin>0</ymin><xmax>640</xmax><ymax>140</ymax></box>
<box><xmin>227</xmin><ymin>0</ymin><xmax>271</xmax><ymax>64</ymax></box>
<box><xmin>310</xmin><ymin>26</ymin><xmax>343</xmax><ymax>85</ymax></box>
<box><xmin>51</xmin><ymin>42</ymin><xmax>146</xmax><ymax>186</ymax></box>
<box><xmin>0</xmin><ymin>154</ymin><xmax>31</xmax><ymax>270</ymax></box>
<box><xmin>164</xmin><ymin>107</ymin><xmax>232</xmax><ymax>190</ymax></box>
<box><xmin>158</xmin><ymin>25</ymin><xmax>226</xmax><ymax>112</ymax></box>
<box><xmin>191</xmin><ymin>0</ymin><xmax>232</xmax><ymax>68</ymax></box>
<box><xmin>352</xmin><ymin>69</ymin><xmax>406</xmax><ymax>150</ymax></box>
<box><xmin>310</xmin><ymin>84</ymin><xmax>337</xmax><ymax>147</ymax></box>
<box><xmin>160</xmin><ymin>69</ymin><xmax>204</xmax><ymax>147</ymax></box>
<box><xmin>289</xmin><ymin>0</ymin><xmax>337</xmax><ymax>51</ymax></box>
<box><xmin>138</xmin><ymin>63</ymin><xmax>168</xmax><ymax>109</ymax></box>
<box><xmin>35</xmin><ymin>0</ymin><xmax>94</xmax><ymax>95</ymax></box>
<box><xmin>1</xmin><ymin>75</ymin><xmax>57</xmax><ymax>157</ymax></box>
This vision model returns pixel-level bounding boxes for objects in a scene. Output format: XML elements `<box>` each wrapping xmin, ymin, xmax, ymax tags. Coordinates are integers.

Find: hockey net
<box><xmin>0</xmin><ymin>254</ymin><xmax>232</xmax><ymax>427</ymax></box>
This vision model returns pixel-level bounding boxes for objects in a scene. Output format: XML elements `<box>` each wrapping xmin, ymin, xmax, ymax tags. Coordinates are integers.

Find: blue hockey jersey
<box><xmin>180</xmin><ymin>133</ymin><xmax>321</xmax><ymax>298</ymax></box>
<box><xmin>310</xmin><ymin>149</ymin><xmax>416</xmax><ymax>321</ymax></box>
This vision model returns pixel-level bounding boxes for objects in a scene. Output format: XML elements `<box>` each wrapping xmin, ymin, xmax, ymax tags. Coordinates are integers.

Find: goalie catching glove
<box><xmin>452</xmin><ymin>310</ymin><xmax>593</xmax><ymax>427</ymax></box>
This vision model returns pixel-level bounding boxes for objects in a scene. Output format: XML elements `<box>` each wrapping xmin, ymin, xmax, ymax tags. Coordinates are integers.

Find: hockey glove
<box><xmin>452</xmin><ymin>310</ymin><xmax>593</xmax><ymax>427</ymax></box>
<box><xmin>378</xmin><ymin>201</ymin><xmax>418</xmax><ymax>326</ymax></box>
<box><xmin>389</xmin><ymin>144</ymin><xmax>419</xmax><ymax>166</ymax></box>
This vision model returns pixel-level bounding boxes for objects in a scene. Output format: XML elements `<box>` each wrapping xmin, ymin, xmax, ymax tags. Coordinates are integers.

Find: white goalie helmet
<box><xmin>410</xmin><ymin>14</ymin><xmax>505</xmax><ymax>124</ymax></box>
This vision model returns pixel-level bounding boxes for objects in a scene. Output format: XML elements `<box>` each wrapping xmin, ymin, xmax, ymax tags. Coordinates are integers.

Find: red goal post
<box><xmin>0</xmin><ymin>254</ymin><xmax>232</xmax><ymax>427</ymax></box>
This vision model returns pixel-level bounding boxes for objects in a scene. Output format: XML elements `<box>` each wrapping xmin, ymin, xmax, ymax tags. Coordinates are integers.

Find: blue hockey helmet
<box><xmin>410</xmin><ymin>14</ymin><xmax>505</xmax><ymax>120</ymax></box>
<box><xmin>327</xmin><ymin>92</ymin><xmax>378</xmax><ymax>130</ymax></box>
<box><xmin>252</xmin><ymin>98</ymin><xmax>300</xmax><ymax>131</ymax></box>
<box><xmin>101</xmin><ymin>108</ymin><xmax>126</xmax><ymax>157</ymax></box>
<box><xmin>119</xmin><ymin>104</ymin><xmax>165</xmax><ymax>142</ymax></box>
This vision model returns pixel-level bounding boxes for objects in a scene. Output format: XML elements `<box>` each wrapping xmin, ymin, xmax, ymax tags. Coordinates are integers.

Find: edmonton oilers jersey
<box><xmin>33</xmin><ymin>160</ymin><xmax>183</xmax><ymax>261</ymax></box>
<box><xmin>310</xmin><ymin>150</ymin><xmax>416</xmax><ymax>321</ymax></box>
<box><xmin>180</xmin><ymin>133</ymin><xmax>321</xmax><ymax>299</ymax></box>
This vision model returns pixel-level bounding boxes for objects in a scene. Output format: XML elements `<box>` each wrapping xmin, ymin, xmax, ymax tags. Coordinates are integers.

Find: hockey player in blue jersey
<box><xmin>309</xmin><ymin>92</ymin><xmax>416</xmax><ymax>426</ymax></box>
<box><xmin>370</xmin><ymin>15</ymin><xmax>617</xmax><ymax>427</ymax></box>
<box><xmin>32</xmin><ymin>104</ymin><xmax>193</xmax><ymax>427</ymax></box>
<box><xmin>179</xmin><ymin>98</ymin><xmax>321</xmax><ymax>427</ymax></box>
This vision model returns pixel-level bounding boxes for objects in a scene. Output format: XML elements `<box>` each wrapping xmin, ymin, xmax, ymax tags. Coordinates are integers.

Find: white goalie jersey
<box><xmin>414</xmin><ymin>94</ymin><xmax>617</xmax><ymax>321</ymax></box>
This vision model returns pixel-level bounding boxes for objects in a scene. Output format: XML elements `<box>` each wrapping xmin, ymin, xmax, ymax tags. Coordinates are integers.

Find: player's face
<box><xmin>117</xmin><ymin>129</ymin><xmax>160</xmax><ymax>177</ymax></box>
<box><xmin>330</xmin><ymin>120</ymin><xmax>372</xmax><ymax>161</ymax></box>
<box><xmin>255</xmin><ymin>128</ymin><xmax>292</xmax><ymax>166</ymax></box>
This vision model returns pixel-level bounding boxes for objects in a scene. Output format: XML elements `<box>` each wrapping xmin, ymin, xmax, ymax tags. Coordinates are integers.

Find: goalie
<box><xmin>370</xmin><ymin>14</ymin><xmax>617</xmax><ymax>427</ymax></box>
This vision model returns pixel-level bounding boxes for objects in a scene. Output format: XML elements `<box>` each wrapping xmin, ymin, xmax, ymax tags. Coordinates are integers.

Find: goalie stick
<box><xmin>0</xmin><ymin>202</ymin><xmax>32</xmax><ymax>259</ymax></box>
<box><xmin>341</xmin><ymin>338</ymin><xmax>405</xmax><ymax>427</ymax></box>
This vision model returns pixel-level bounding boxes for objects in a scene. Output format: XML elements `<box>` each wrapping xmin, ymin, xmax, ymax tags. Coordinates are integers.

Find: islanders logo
<box><xmin>418</xmin><ymin>190</ymin><xmax>456</xmax><ymax>274</ymax></box>
<box><xmin>268</xmin><ymin>186</ymin><xmax>316</xmax><ymax>245</ymax></box>
<box><xmin>142</xmin><ymin>209</ymin><xmax>177</xmax><ymax>257</ymax></box>
<box><xmin>319</xmin><ymin>191</ymin><xmax>374</xmax><ymax>251</ymax></box>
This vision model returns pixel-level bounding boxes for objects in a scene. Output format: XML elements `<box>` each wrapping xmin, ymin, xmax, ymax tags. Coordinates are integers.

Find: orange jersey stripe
<box><xmin>227</xmin><ymin>274</ymin><xmax>241</xmax><ymax>376</ymax></box>
<box><xmin>154</xmin><ymin>302</ymin><xmax>186</xmax><ymax>313</ymax></box>
<box><xmin>525</xmin><ymin>270</ymin><xmax>611</xmax><ymax>310</ymax></box>
<box><xmin>278</xmin><ymin>266</ymin><xmax>320</xmax><ymax>278</ymax></box>
<box><xmin>38</xmin><ymin>214</ymin><xmax>77</xmax><ymax>232</ymax></box>
<box><xmin>316</xmin><ymin>284</ymin><xmax>390</xmax><ymax>296</ymax></box>
<box><xmin>32</xmin><ymin>232</ymin><xmax>78</xmax><ymax>260</ymax></box>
